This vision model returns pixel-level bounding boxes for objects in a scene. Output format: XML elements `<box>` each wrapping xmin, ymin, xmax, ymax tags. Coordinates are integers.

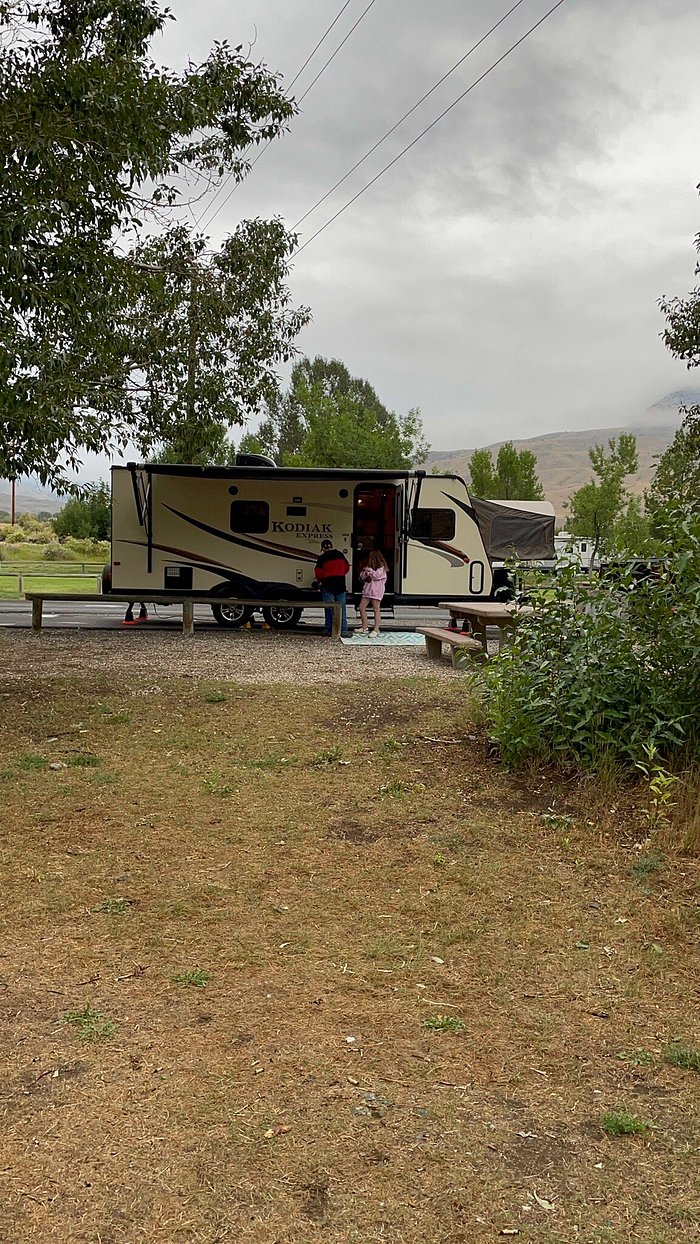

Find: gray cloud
<box><xmin>154</xmin><ymin>0</ymin><xmax>700</xmax><ymax>451</ymax></box>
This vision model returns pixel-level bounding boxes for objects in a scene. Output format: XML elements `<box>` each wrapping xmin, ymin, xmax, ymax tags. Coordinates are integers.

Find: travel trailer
<box><xmin>554</xmin><ymin>530</ymin><xmax>597</xmax><ymax>571</ymax></box>
<box><xmin>107</xmin><ymin>461</ymin><xmax>555</xmax><ymax>627</ymax></box>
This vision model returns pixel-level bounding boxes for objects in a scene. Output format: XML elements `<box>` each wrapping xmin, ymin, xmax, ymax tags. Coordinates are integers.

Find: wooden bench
<box><xmin>416</xmin><ymin>626</ymin><xmax>486</xmax><ymax>668</ymax></box>
<box><xmin>23</xmin><ymin>593</ymin><xmax>343</xmax><ymax>638</ymax></box>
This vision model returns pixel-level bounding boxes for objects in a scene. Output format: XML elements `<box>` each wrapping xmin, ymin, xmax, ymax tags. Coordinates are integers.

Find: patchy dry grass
<box><xmin>0</xmin><ymin>671</ymin><xmax>699</xmax><ymax>1243</ymax></box>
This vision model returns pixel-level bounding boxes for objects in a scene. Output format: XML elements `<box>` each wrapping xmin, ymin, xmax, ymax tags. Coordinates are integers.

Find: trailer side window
<box><xmin>230</xmin><ymin>500</ymin><xmax>269</xmax><ymax>534</ymax></box>
<box><xmin>411</xmin><ymin>508</ymin><xmax>455</xmax><ymax>541</ymax></box>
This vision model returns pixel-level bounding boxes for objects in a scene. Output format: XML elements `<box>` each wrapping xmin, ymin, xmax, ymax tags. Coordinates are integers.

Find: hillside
<box><xmin>427</xmin><ymin>391</ymin><xmax>698</xmax><ymax>520</ymax></box>
<box><xmin>0</xmin><ymin>486</ymin><xmax>61</xmax><ymax>517</ymax></box>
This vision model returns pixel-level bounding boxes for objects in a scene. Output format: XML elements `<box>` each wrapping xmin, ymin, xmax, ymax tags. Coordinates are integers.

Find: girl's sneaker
<box><xmin>355</xmin><ymin>627</ymin><xmax>369</xmax><ymax>635</ymax></box>
<box><xmin>370</xmin><ymin>629</ymin><xmax>380</xmax><ymax>637</ymax></box>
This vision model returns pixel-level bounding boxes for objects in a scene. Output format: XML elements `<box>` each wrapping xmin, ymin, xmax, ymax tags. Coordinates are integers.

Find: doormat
<box><xmin>340</xmin><ymin>631</ymin><xmax>424</xmax><ymax>646</ymax></box>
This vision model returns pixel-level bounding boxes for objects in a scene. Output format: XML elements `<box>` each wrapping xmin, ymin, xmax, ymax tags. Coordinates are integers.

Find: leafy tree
<box><xmin>123</xmin><ymin>224</ymin><xmax>309</xmax><ymax>464</ymax></box>
<box><xmin>609</xmin><ymin>495</ymin><xmax>658</xmax><ymax>557</ymax></box>
<box><xmin>647</xmin><ymin>406</ymin><xmax>700</xmax><ymax>530</ymax></box>
<box><xmin>254</xmin><ymin>357</ymin><xmax>429</xmax><ymax>469</ymax></box>
<box><xmin>566</xmin><ymin>434</ymin><xmax>639</xmax><ymax>561</ymax></box>
<box><xmin>659</xmin><ymin>189</ymin><xmax>700</xmax><ymax>370</ymax></box>
<box><xmin>654</xmin><ymin>186</ymin><xmax>700</xmax><ymax>527</ymax></box>
<box><xmin>53</xmin><ymin>482</ymin><xmax>111</xmax><ymax>540</ymax></box>
<box><xmin>468</xmin><ymin>442</ymin><xmax>544</xmax><ymax>500</ymax></box>
<box><xmin>0</xmin><ymin>0</ymin><xmax>300</xmax><ymax>487</ymax></box>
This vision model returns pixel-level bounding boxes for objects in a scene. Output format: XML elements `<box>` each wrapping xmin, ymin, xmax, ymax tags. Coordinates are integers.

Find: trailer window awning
<box><xmin>471</xmin><ymin>497</ymin><xmax>555</xmax><ymax>560</ymax></box>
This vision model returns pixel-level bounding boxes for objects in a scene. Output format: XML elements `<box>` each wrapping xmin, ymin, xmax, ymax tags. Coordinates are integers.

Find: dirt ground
<box><xmin>1</xmin><ymin>631</ymin><xmax>699</xmax><ymax>1243</ymax></box>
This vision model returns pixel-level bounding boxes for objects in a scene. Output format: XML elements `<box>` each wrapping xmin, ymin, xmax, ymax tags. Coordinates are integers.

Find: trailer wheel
<box><xmin>262</xmin><ymin>605</ymin><xmax>303</xmax><ymax>630</ymax></box>
<box><xmin>101</xmin><ymin>565</ymin><xmax>112</xmax><ymax>593</ymax></box>
<box><xmin>211</xmin><ymin>603</ymin><xmax>253</xmax><ymax>628</ymax></box>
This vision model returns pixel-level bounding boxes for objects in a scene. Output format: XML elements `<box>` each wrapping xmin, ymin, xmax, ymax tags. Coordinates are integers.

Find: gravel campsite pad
<box><xmin>1</xmin><ymin>640</ymin><xmax>699</xmax><ymax>1243</ymax></box>
<box><xmin>0</xmin><ymin>627</ymin><xmax>460</xmax><ymax>684</ymax></box>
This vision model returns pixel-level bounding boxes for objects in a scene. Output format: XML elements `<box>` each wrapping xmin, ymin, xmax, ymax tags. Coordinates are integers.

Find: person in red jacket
<box><xmin>314</xmin><ymin>539</ymin><xmax>351</xmax><ymax>637</ymax></box>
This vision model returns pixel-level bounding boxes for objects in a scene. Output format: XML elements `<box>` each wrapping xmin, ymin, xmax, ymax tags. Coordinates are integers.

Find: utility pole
<box><xmin>10</xmin><ymin>477</ymin><xmax>16</xmax><ymax>525</ymax></box>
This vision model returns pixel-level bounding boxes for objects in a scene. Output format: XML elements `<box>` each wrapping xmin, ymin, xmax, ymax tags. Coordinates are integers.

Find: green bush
<box><xmin>5</xmin><ymin>515</ymin><xmax>55</xmax><ymax>543</ymax></box>
<box><xmin>483</xmin><ymin>508</ymin><xmax>700</xmax><ymax>773</ymax></box>
<box><xmin>42</xmin><ymin>543</ymin><xmax>66</xmax><ymax>561</ymax></box>
<box><xmin>63</xmin><ymin>537</ymin><xmax>110</xmax><ymax>560</ymax></box>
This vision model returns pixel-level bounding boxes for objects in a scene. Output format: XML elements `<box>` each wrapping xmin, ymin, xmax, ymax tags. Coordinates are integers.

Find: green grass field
<box><xmin>0</xmin><ymin>574</ymin><xmax>101</xmax><ymax>600</ymax></box>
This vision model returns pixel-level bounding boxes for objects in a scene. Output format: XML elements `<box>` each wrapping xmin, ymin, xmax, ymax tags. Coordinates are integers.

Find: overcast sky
<box><xmin>42</xmin><ymin>0</ymin><xmax>699</xmax><ymax>491</ymax></box>
<box><xmin>144</xmin><ymin>0</ymin><xmax>699</xmax><ymax>454</ymax></box>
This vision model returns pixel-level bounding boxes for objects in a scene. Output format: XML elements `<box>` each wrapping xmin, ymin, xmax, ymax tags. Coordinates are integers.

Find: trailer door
<box><xmin>352</xmin><ymin>485</ymin><xmax>397</xmax><ymax>595</ymax></box>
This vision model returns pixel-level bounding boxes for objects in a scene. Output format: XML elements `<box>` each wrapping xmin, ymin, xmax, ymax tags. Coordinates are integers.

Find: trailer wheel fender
<box><xmin>211</xmin><ymin>603</ymin><xmax>254</xmax><ymax>628</ymax></box>
<box><xmin>262</xmin><ymin>605</ymin><xmax>303</xmax><ymax>630</ymax></box>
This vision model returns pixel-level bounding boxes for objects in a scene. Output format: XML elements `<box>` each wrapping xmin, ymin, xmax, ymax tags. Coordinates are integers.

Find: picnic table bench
<box><xmin>23</xmin><ymin>593</ymin><xmax>344</xmax><ymax>639</ymax></box>
<box><xmin>416</xmin><ymin>626</ymin><xmax>487</xmax><ymax>668</ymax></box>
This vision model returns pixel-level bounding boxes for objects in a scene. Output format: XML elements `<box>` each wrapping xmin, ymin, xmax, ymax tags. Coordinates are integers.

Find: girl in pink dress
<box><xmin>356</xmin><ymin>549</ymin><xmax>389</xmax><ymax>636</ymax></box>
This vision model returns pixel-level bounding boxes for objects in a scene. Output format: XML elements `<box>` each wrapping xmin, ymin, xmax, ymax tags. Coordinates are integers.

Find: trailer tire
<box><xmin>262</xmin><ymin>605</ymin><xmax>303</xmax><ymax>630</ymax></box>
<box><xmin>211</xmin><ymin>603</ymin><xmax>254</xmax><ymax>628</ymax></box>
<box><xmin>101</xmin><ymin>565</ymin><xmax>112</xmax><ymax>593</ymax></box>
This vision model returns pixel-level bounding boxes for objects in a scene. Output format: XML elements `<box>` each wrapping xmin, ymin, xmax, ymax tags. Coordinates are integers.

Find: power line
<box><xmin>296</xmin><ymin>0</ymin><xmax>377</xmax><ymax>105</ymax></box>
<box><xmin>293</xmin><ymin>0</ymin><xmax>528</xmax><ymax>232</ymax></box>
<box><xmin>286</xmin><ymin>0</ymin><xmax>355</xmax><ymax>93</ymax></box>
<box><xmin>198</xmin><ymin>0</ymin><xmax>377</xmax><ymax>234</ymax></box>
<box><xmin>196</xmin><ymin>0</ymin><xmax>355</xmax><ymax>231</ymax></box>
<box><xmin>294</xmin><ymin>0</ymin><xmax>569</xmax><ymax>257</ymax></box>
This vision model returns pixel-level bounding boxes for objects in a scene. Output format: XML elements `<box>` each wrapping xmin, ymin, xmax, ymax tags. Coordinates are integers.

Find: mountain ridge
<box><xmin>426</xmin><ymin>391</ymin><xmax>698</xmax><ymax>520</ymax></box>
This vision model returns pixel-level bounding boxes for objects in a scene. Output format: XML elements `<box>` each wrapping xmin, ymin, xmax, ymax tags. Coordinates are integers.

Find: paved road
<box><xmin>0</xmin><ymin>599</ymin><xmax>449</xmax><ymax>633</ymax></box>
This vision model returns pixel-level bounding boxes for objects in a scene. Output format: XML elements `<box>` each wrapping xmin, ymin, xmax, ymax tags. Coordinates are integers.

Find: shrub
<box><xmin>7</xmin><ymin>516</ymin><xmax>55</xmax><ymax>543</ymax></box>
<box><xmin>63</xmin><ymin>537</ymin><xmax>110</xmax><ymax>560</ymax></box>
<box><xmin>482</xmin><ymin>509</ymin><xmax>700</xmax><ymax>775</ymax></box>
<box><xmin>42</xmin><ymin>543</ymin><xmax>65</xmax><ymax>561</ymax></box>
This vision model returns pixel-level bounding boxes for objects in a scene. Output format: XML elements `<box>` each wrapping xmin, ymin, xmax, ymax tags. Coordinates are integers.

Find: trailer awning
<box><xmin>471</xmin><ymin>497</ymin><xmax>555</xmax><ymax>560</ymax></box>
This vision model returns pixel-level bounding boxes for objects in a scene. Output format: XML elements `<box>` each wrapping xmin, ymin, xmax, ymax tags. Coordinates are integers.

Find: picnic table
<box><xmin>438</xmin><ymin>600</ymin><xmax>534</xmax><ymax>652</ymax></box>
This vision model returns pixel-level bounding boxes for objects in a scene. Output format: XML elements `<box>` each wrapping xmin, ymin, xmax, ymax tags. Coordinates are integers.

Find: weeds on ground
<box><xmin>203</xmin><ymin>690</ymin><xmax>227</xmax><ymax>704</ymax></box>
<box><xmin>424</xmin><ymin>1014</ymin><xmax>466</xmax><ymax>1034</ymax></box>
<box><xmin>311</xmin><ymin>745</ymin><xmax>344</xmax><ymax>765</ymax></box>
<box><xmin>203</xmin><ymin>777</ymin><xmax>236</xmax><ymax>797</ymax></box>
<box><xmin>92</xmin><ymin>897</ymin><xmax>133</xmax><ymax>914</ymax></box>
<box><xmin>631</xmin><ymin>850</ymin><xmax>665</xmax><ymax>884</ymax></box>
<box><xmin>635</xmin><ymin>742</ymin><xmax>678</xmax><ymax>829</ymax></box>
<box><xmin>240</xmin><ymin>755</ymin><xmax>290</xmax><ymax>771</ymax></box>
<box><xmin>17</xmin><ymin>753</ymin><xmax>48</xmax><ymax>770</ymax></box>
<box><xmin>665</xmin><ymin>1042</ymin><xmax>700</xmax><ymax>1072</ymax></box>
<box><xmin>601</xmin><ymin>1110</ymin><xmax>650</xmax><ymax>1136</ymax></box>
<box><xmin>61</xmin><ymin>1005</ymin><xmax>116</xmax><ymax>1042</ymax></box>
<box><xmin>540</xmin><ymin>811</ymin><xmax>576</xmax><ymax>830</ymax></box>
<box><xmin>380</xmin><ymin>779</ymin><xmax>425</xmax><ymax>799</ymax></box>
<box><xmin>616</xmin><ymin>1049</ymin><xmax>655</xmax><ymax>1066</ymax></box>
<box><xmin>382</xmin><ymin>737</ymin><xmax>403</xmax><ymax>756</ymax></box>
<box><xmin>171</xmin><ymin>969</ymin><xmax>210</xmax><ymax>987</ymax></box>
<box><xmin>67</xmin><ymin>753</ymin><xmax>101</xmax><ymax>768</ymax></box>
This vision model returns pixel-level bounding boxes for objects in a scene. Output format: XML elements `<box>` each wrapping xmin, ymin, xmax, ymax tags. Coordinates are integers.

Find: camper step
<box><xmin>416</xmin><ymin>626</ymin><xmax>486</xmax><ymax>667</ymax></box>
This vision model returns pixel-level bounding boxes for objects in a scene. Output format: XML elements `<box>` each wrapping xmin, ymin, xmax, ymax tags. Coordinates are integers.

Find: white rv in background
<box><xmin>107</xmin><ymin>460</ymin><xmax>555</xmax><ymax>628</ymax></box>
<box><xmin>554</xmin><ymin>531</ymin><xmax>597</xmax><ymax>571</ymax></box>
